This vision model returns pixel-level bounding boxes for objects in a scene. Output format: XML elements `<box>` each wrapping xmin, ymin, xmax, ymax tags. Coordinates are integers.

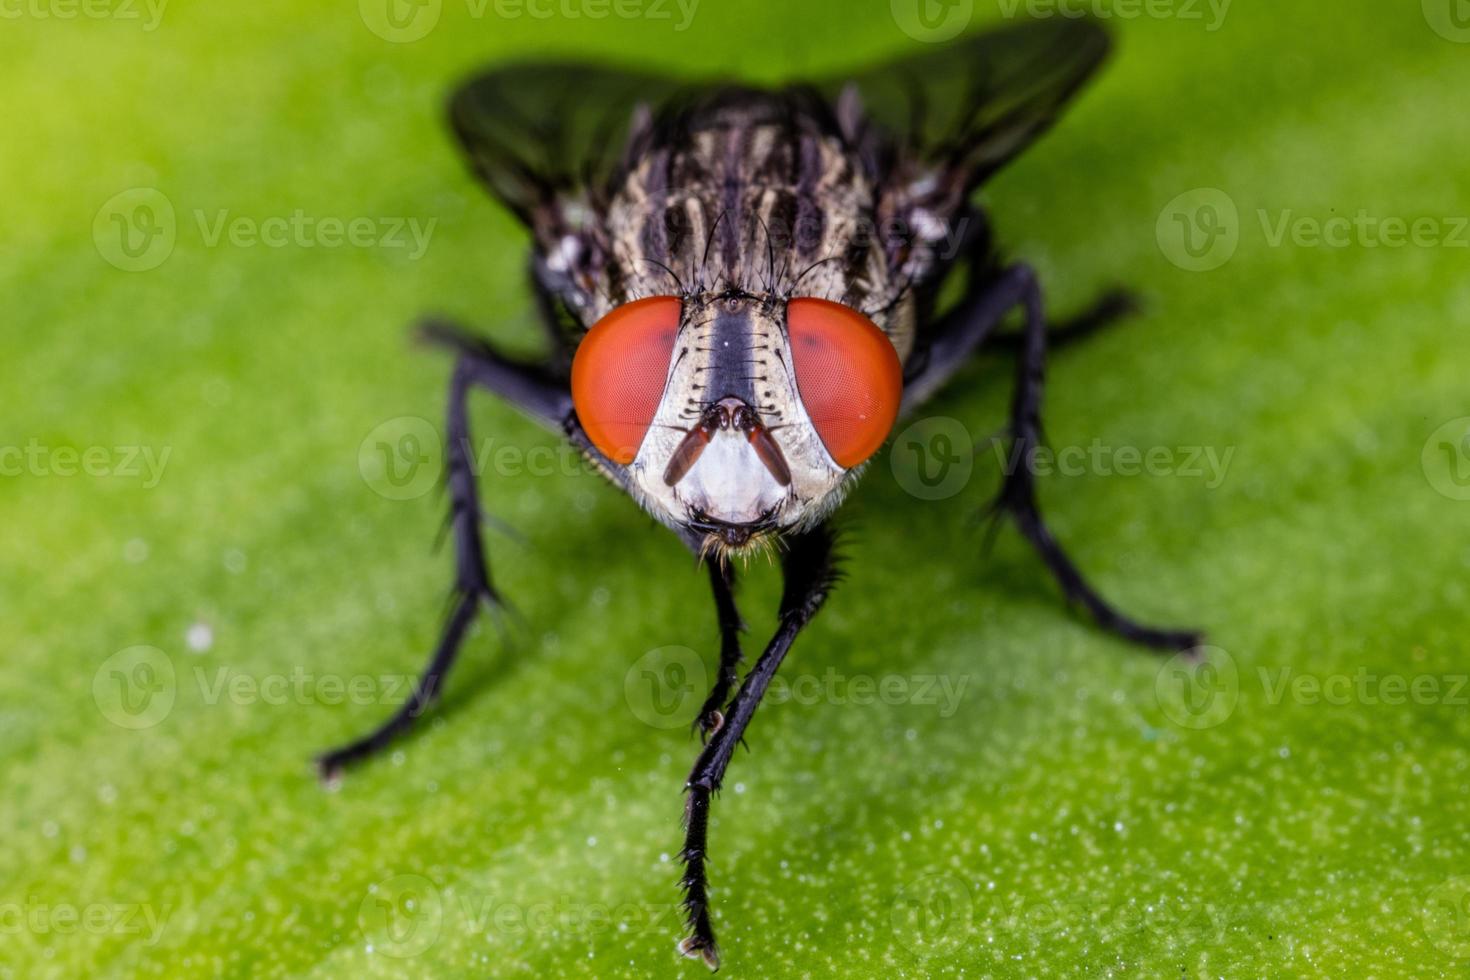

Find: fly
<box><xmin>317</xmin><ymin>17</ymin><xmax>1203</xmax><ymax>971</ymax></box>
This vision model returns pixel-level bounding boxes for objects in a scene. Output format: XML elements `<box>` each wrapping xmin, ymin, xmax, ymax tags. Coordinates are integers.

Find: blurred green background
<box><xmin>5</xmin><ymin>0</ymin><xmax>1470</xmax><ymax>976</ymax></box>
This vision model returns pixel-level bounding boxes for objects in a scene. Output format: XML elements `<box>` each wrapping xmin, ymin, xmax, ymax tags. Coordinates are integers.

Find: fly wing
<box><xmin>448</xmin><ymin>63</ymin><xmax>688</xmax><ymax>239</ymax></box>
<box><xmin>816</xmin><ymin>18</ymin><xmax>1111</xmax><ymax>206</ymax></box>
<box><xmin>451</xmin><ymin>24</ymin><xmax>1107</xmax><ymax>226</ymax></box>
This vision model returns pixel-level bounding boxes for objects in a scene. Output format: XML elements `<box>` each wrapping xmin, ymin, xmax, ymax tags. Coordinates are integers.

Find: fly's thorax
<box><xmin>593</xmin><ymin>110</ymin><xmax>920</xmax><ymax>361</ymax></box>
<box><xmin>629</xmin><ymin>293</ymin><xmax>849</xmax><ymax>540</ymax></box>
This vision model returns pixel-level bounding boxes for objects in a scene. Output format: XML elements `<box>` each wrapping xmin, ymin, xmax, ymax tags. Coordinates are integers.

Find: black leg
<box><xmin>528</xmin><ymin>265</ymin><xmax>579</xmax><ymax>378</ymax></box>
<box><xmin>987</xmin><ymin>287</ymin><xmax>1140</xmax><ymax>352</ymax></box>
<box><xmin>693</xmin><ymin>560</ymin><xmax>744</xmax><ymax>741</ymax></box>
<box><xmin>317</xmin><ymin>325</ymin><xmax>576</xmax><ymax>782</ymax></box>
<box><xmin>903</xmin><ymin>267</ymin><xmax>1138</xmax><ymax>415</ymax></box>
<box><xmin>901</xmin><ymin>262</ymin><xmax>1033</xmax><ymax>415</ymax></box>
<box><xmin>992</xmin><ymin>264</ymin><xmax>1202</xmax><ymax>652</ymax></box>
<box><xmin>418</xmin><ymin>317</ymin><xmax>573</xmax><ymax>429</ymax></box>
<box><xmin>678</xmin><ymin>525</ymin><xmax>840</xmax><ymax>971</ymax></box>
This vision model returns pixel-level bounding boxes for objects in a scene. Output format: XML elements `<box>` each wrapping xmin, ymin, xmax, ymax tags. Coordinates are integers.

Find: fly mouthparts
<box><xmin>686</xmin><ymin>507</ymin><xmax>780</xmax><ymax>550</ymax></box>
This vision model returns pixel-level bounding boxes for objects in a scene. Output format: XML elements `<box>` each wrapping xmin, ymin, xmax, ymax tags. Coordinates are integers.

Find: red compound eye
<box><xmin>571</xmin><ymin>296</ymin><xmax>682</xmax><ymax>464</ymax></box>
<box><xmin>786</xmin><ymin>297</ymin><xmax>902</xmax><ymax>469</ymax></box>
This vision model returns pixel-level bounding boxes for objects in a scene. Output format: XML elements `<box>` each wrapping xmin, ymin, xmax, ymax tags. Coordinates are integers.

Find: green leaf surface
<box><xmin>3</xmin><ymin>1</ymin><xmax>1469</xmax><ymax>977</ymax></box>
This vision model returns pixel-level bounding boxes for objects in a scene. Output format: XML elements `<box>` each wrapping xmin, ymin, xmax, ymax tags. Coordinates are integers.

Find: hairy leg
<box><xmin>316</xmin><ymin>322</ymin><xmax>575</xmax><ymax>780</ymax></box>
<box><xmin>990</xmin><ymin>264</ymin><xmax>1202</xmax><ymax>651</ymax></box>
<box><xmin>677</xmin><ymin>525</ymin><xmax>840</xmax><ymax>970</ymax></box>
<box><xmin>693</xmin><ymin>559</ymin><xmax>744</xmax><ymax>741</ymax></box>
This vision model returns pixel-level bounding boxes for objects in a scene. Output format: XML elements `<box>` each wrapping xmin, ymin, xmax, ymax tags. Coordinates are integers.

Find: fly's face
<box><xmin>571</xmin><ymin>290</ymin><xmax>903</xmax><ymax>553</ymax></box>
